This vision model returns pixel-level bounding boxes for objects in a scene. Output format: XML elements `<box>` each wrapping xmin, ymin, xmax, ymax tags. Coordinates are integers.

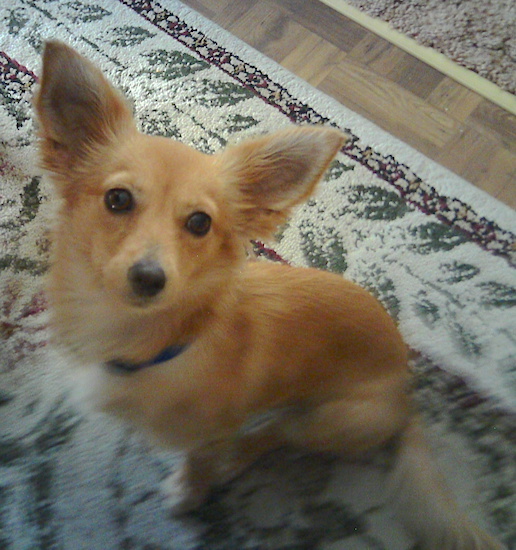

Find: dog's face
<box><xmin>35</xmin><ymin>41</ymin><xmax>345</xmax><ymax>315</ymax></box>
<box><xmin>52</xmin><ymin>132</ymin><xmax>242</xmax><ymax>311</ymax></box>
<box><xmin>96</xmin><ymin>137</ymin><xmax>233</xmax><ymax>308</ymax></box>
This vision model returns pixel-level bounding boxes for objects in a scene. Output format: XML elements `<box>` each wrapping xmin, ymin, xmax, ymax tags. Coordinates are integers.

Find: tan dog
<box><xmin>35</xmin><ymin>41</ymin><xmax>504</xmax><ymax>549</ymax></box>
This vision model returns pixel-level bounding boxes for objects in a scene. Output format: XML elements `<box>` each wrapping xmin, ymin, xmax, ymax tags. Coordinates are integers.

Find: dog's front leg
<box><xmin>161</xmin><ymin>442</ymin><xmax>224</xmax><ymax>515</ymax></box>
<box><xmin>162</xmin><ymin>424</ymin><xmax>286</xmax><ymax>515</ymax></box>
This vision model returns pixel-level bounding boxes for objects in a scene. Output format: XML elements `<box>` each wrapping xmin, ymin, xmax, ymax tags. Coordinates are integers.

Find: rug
<box><xmin>1</xmin><ymin>0</ymin><xmax>515</xmax><ymax>549</ymax></box>
<box><xmin>343</xmin><ymin>0</ymin><xmax>516</xmax><ymax>95</ymax></box>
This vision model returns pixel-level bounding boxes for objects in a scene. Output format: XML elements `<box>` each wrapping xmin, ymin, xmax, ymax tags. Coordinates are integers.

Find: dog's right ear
<box><xmin>34</xmin><ymin>41</ymin><xmax>135</xmax><ymax>174</ymax></box>
<box><xmin>219</xmin><ymin>127</ymin><xmax>345</xmax><ymax>240</ymax></box>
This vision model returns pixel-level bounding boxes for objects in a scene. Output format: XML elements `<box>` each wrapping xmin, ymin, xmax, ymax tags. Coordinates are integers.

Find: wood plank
<box><xmin>386</xmin><ymin>53</ymin><xmax>444</xmax><ymax>100</ymax></box>
<box><xmin>428</xmin><ymin>77</ymin><xmax>483</xmax><ymax>123</ymax></box>
<box><xmin>269</xmin><ymin>0</ymin><xmax>367</xmax><ymax>52</ymax></box>
<box><xmin>224</xmin><ymin>1</ymin><xmax>308</xmax><ymax>64</ymax></box>
<box><xmin>181</xmin><ymin>0</ymin><xmax>218</xmax><ymax>19</ymax></box>
<box><xmin>351</xmin><ymin>34</ymin><xmax>446</xmax><ymax>106</ymax></box>
<box><xmin>358</xmin><ymin>35</ymin><xmax>407</xmax><ymax>77</ymax></box>
<box><xmin>437</xmin><ymin>126</ymin><xmax>514</xmax><ymax>198</ymax></box>
<box><xmin>469</xmin><ymin>99</ymin><xmax>516</xmax><ymax>153</ymax></box>
<box><xmin>213</xmin><ymin>0</ymin><xmax>257</xmax><ymax>29</ymax></box>
<box><xmin>319</xmin><ymin>57</ymin><xmax>460</xmax><ymax>152</ymax></box>
<box><xmin>481</xmin><ymin>148</ymin><xmax>516</xmax><ymax>202</ymax></box>
<box><xmin>497</xmin><ymin>177</ymin><xmax>516</xmax><ymax>209</ymax></box>
<box><xmin>281</xmin><ymin>34</ymin><xmax>347</xmax><ymax>87</ymax></box>
<box><xmin>348</xmin><ymin>31</ymin><xmax>394</xmax><ymax>67</ymax></box>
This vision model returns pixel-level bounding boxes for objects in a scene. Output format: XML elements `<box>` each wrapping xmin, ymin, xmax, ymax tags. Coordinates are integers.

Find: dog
<box><xmin>34</xmin><ymin>41</ymin><xmax>504</xmax><ymax>549</ymax></box>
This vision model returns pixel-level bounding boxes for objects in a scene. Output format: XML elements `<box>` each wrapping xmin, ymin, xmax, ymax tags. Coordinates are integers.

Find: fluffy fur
<box><xmin>35</xmin><ymin>41</ymin><xmax>504</xmax><ymax>549</ymax></box>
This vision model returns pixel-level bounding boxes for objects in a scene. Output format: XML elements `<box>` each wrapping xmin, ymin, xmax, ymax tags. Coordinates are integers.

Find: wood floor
<box><xmin>181</xmin><ymin>0</ymin><xmax>516</xmax><ymax>210</ymax></box>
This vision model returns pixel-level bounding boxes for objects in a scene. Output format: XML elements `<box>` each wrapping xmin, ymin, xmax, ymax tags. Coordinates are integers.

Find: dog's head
<box><xmin>35</xmin><ymin>41</ymin><xmax>345</xmax><ymax>314</ymax></box>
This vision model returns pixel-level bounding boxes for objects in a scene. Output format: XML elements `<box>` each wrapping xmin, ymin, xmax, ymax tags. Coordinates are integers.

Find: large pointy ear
<box><xmin>34</xmin><ymin>41</ymin><xmax>135</xmax><ymax>174</ymax></box>
<box><xmin>219</xmin><ymin>127</ymin><xmax>346</xmax><ymax>239</ymax></box>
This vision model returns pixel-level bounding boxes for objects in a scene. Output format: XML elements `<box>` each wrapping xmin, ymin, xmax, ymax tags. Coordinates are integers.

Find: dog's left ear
<box><xmin>220</xmin><ymin>127</ymin><xmax>346</xmax><ymax>239</ymax></box>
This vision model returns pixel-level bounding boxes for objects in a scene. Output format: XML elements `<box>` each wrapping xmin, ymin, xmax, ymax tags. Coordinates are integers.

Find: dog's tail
<box><xmin>389</xmin><ymin>417</ymin><xmax>506</xmax><ymax>550</ymax></box>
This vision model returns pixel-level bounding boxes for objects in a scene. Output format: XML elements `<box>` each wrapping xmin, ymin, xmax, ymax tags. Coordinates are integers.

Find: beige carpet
<box><xmin>345</xmin><ymin>0</ymin><xmax>516</xmax><ymax>95</ymax></box>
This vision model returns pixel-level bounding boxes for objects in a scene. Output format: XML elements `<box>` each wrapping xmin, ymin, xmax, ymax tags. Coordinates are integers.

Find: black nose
<box><xmin>128</xmin><ymin>259</ymin><xmax>166</xmax><ymax>298</ymax></box>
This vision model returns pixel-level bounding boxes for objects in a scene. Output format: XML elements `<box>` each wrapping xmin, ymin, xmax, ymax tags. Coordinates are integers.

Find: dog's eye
<box><xmin>186</xmin><ymin>212</ymin><xmax>211</xmax><ymax>236</ymax></box>
<box><xmin>104</xmin><ymin>188</ymin><xmax>134</xmax><ymax>213</ymax></box>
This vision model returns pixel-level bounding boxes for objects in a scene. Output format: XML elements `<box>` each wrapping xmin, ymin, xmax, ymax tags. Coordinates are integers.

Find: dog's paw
<box><xmin>161</xmin><ymin>468</ymin><xmax>209</xmax><ymax>516</ymax></box>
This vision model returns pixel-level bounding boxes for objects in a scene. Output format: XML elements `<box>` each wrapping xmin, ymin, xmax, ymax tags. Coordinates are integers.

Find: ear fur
<box><xmin>34</xmin><ymin>41</ymin><xmax>135</xmax><ymax>174</ymax></box>
<box><xmin>220</xmin><ymin>127</ymin><xmax>346</xmax><ymax>239</ymax></box>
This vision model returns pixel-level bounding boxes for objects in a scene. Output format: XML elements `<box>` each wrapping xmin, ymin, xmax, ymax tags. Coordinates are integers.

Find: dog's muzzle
<box><xmin>128</xmin><ymin>259</ymin><xmax>166</xmax><ymax>298</ymax></box>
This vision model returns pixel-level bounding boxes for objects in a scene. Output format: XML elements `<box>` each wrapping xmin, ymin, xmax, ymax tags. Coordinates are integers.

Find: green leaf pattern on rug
<box><xmin>6</xmin><ymin>7</ymin><xmax>28</xmax><ymax>35</ymax></box>
<box><xmin>223</xmin><ymin>114</ymin><xmax>259</xmax><ymax>133</ymax></box>
<box><xmin>438</xmin><ymin>261</ymin><xmax>480</xmax><ymax>284</ymax></box>
<box><xmin>0</xmin><ymin>77</ymin><xmax>32</xmax><ymax>129</ymax></box>
<box><xmin>299</xmin><ymin>221</ymin><xmax>348</xmax><ymax>274</ymax></box>
<box><xmin>196</xmin><ymin>79</ymin><xmax>255</xmax><ymax>107</ymax></box>
<box><xmin>408</xmin><ymin>221</ymin><xmax>468</xmax><ymax>254</ymax></box>
<box><xmin>63</xmin><ymin>0</ymin><xmax>111</xmax><ymax>22</ymax></box>
<box><xmin>110</xmin><ymin>26</ymin><xmax>155</xmax><ymax>47</ymax></box>
<box><xmin>19</xmin><ymin>176</ymin><xmax>41</xmax><ymax>224</ymax></box>
<box><xmin>363</xmin><ymin>264</ymin><xmax>401</xmax><ymax>322</ymax></box>
<box><xmin>414</xmin><ymin>296</ymin><xmax>441</xmax><ymax>328</ymax></box>
<box><xmin>477</xmin><ymin>282</ymin><xmax>516</xmax><ymax>309</ymax></box>
<box><xmin>345</xmin><ymin>184</ymin><xmax>410</xmax><ymax>221</ymax></box>
<box><xmin>324</xmin><ymin>159</ymin><xmax>355</xmax><ymax>181</ymax></box>
<box><xmin>0</xmin><ymin>255</ymin><xmax>47</xmax><ymax>276</ymax></box>
<box><xmin>143</xmin><ymin>49</ymin><xmax>209</xmax><ymax>80</ymax></box>
<box><xmin>0</xmin><ymin>175</ymin><xmax>48</xmax><ymax>276</ymax></box>
<box><xmin>0</xmin><ymin>176</ymin><xmax>41</xmax><ymax>230</ymax></box>
<box><xmin>139</xmin><ymin>109</ymin><xmax>182</xmax><ymax>139</ymax></box>
<box><xmin>451</xmin><ymin>321</ymin><xmax>483</xmax><ymax>358</ymax></box>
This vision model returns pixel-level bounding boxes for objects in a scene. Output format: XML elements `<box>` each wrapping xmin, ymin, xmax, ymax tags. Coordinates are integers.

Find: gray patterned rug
<box><xmin>1</xmin><ymin>1</ymin><xmax>515</xmax><ymax>549</ymax></box>
<box><xmin>344</xmin><ymin>0</ymin><xmax>516</xmax><ymax>95</ymax></box>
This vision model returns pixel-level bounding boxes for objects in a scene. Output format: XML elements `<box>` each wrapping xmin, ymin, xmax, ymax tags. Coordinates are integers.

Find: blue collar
<box><xmin>106</xmin><ymin>344</ymin><xmax>188</xmax><ymax>374</ymax></box>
